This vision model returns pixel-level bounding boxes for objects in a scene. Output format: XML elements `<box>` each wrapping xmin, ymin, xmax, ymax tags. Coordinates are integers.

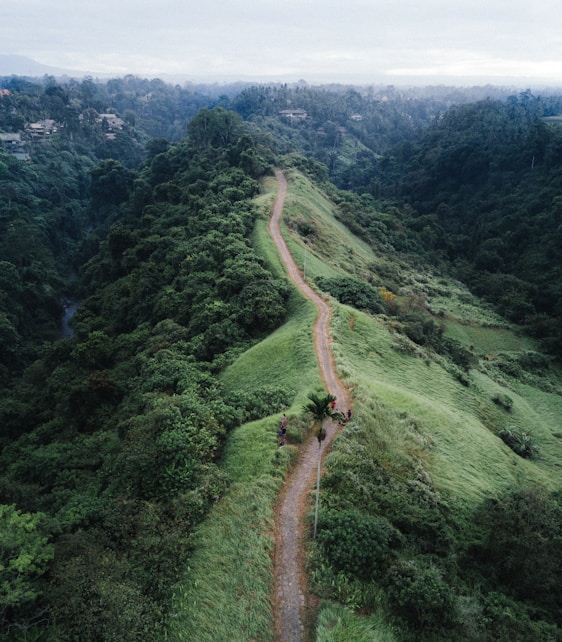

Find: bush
<box><xmin>230</xmin><ymin>385</ymin><xmax>295</xmax><ymax>423</ymax></box>
<box><xmin>471</xmin><ymin>486</ymin><xmax>562</xmax><ymax>608</ymax></box>
<box><xmin>315</xmin><ymin>276</ymin><xmax>384</xmax><ymax>314</ymax></box>
<box><xmin>498</xmin><ymin>425</ymin><xmax>538</xmax><ymax>458</ymax></box>
<box><xmin>482</xmin><ymin>591</ymin><xmax>562</xmax><ymax>641</ymax></box>
<box><xmin>492</xmin><ymin>393</ymin><xmax>513</xmax><ymax>411</ymax></box>
<box><xmin>316</xmin><ymin>510</ymin><xmax>400</xmax><ymax>579</ymax></box>
<box><xmin>383</xmin><ymin>558</ymin><xmax>456</xmax><ymax>630</ymax></box>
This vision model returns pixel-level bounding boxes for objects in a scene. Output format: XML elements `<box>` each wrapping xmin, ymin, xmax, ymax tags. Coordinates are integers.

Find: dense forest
<box><xmin>0</xmin><ymin>80</ymin><xmax>289</xmax><ymax>639</ymax></box>
<box><xmin>1</xmin><ymin>74</ymin><xmax>562</xmax><ymax>640</ymax></box>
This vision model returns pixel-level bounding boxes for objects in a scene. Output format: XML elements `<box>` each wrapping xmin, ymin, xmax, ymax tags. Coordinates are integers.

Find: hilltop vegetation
<box><xmin>1</xmin><ymin>74</ymin><xmax>562</xmax><ymax>640</ymax></box>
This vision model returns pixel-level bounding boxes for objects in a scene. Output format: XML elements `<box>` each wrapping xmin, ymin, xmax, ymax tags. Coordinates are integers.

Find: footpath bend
<box><xmin>269</xmin><ymin>169</ymin><xmax>350</xmax><ymax>642</ymax></box>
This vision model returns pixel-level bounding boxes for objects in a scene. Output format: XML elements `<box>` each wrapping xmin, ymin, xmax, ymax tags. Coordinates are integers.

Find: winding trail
<box><xmin>269</xmin><ymin>169</ymin><xmax>350</xmax><ymax>642</ymax></box>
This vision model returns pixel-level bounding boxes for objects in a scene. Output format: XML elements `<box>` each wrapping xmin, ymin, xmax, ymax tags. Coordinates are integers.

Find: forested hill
<box><xmin>370</xmin><ymin>97</ymin><xmax>562</xmax><ymax>357</ymax></box>
<box><xmin>0</xmin><ymin>98</ymin><xmax>290</xmax><ymax>637</ymax></box>
<box><xmin>2</xmin><ymin>76</ymin><xmax>562</xmax><ymax>639</ymax></box>
<box><xmin>231</xmin><ymin>86</ymin><xmax>562</xmax><ymax>357</ymax></box>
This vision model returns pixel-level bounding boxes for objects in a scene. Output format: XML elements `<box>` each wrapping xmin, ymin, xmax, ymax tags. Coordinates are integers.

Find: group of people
<box><xmin>330</xmin><ymin>399</ymin><xmax>352</xmax><ymax>424</ymax></box>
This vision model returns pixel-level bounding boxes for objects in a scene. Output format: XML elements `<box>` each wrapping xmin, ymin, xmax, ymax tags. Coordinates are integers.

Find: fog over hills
<box><xmin>3</xmin><ymin>54</ymin><xmax>562</xmax><ymax>91</ymax></box>
<box><xmin>0</xmin><ymin>54</ymin><xmax>108</xmax><ymax>79</ymax></box>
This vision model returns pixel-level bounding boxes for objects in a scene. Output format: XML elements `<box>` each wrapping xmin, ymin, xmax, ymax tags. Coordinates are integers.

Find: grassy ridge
<box><xmin>168</xmin><ymin>168</ymin><xmax>562</xmax><ymax>640</ymax></box>
<box><xmin>166</xmin><ymin>172</ymin><xmax>322</xmax><ymax>641</ymax></box>
<box><xmin>166</xmin><ymin>475</ymin><xmax>280</xmax><ymax>642</ymax></box>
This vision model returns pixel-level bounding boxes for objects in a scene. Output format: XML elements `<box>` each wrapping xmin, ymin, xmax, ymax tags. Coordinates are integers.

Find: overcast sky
<box><xmin>3</xmin><ymin>0</ymin><xmax>562</xmax><ymax>85</ymax></box>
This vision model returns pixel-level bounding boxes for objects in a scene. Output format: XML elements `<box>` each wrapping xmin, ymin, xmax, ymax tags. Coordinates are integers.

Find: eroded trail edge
<box><xmin>269</xmin><ymin>169</ymin><xmax>349</xmax><ymax>642</ymax></box>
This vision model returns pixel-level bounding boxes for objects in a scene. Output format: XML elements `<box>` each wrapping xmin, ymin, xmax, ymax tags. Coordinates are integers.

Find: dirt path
<box><xmin>269</xmin><ymin>169</ymin><xmax>349</xmax><ymax>642</ymax></box>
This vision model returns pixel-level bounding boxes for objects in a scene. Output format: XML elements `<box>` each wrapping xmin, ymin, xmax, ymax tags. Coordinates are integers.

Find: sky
<box><xmin>2</xmin><ymin>0</ymin><xmax>562</xmax><ymax>86</ymax></box>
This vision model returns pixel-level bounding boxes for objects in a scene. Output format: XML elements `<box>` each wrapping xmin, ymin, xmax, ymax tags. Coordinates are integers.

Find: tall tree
<box><xmin>303</xmin><ymin>391</ymin><xmax>343</xmax><ymax>442</ymax></box>
<box><xmin>303</xmin><ymin>391</ymin><xmax>344</xmax><ymax>538</ymax></box>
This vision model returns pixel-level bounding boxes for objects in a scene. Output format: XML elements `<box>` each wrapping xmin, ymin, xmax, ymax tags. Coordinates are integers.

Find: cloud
<box><xmin>2</xmin><ymin>0</ymin><xmax>562</xmax><ymax>84</ymax></box>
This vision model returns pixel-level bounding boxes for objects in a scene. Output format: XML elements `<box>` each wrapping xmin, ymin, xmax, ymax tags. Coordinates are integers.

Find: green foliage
<box><xmin>316</xmin><ymin>603</ymin><xmax>397</xmax><ymax>642</ymax></box>
<box><xmin>303</xmin><ymin>391</ymin><xmax>344</xmax><ymax>441</ymax></box>
<box><xmin>316</xmin><ymin>276</ymin><xmax>384</xmax><ymax>314</ymax></box>
<box><xmin>229</xmin><ymin>384</ymin><xmax>294</xmax><ymax>422</ymax></box>
<box><xmin>0</xmin><ymin>504</ymin><xmax>54</xmax><ymax>634</ymax></box>
<box><xmin>166</xmin><ymin>478</ymin><xmax>279</xmax><ymax>642</ymax></box>
<box><xmin>90</xmin><ymin>159</ymin><xmax>136</xmax><ymax>209</ymax></box>
<box><xmin>481</xmin><ymin>592</ymin><xmax>562</xmax><ymax>642</ymax></box>
<box><xmin>471</xmin><ymin>486</ymin><xmax>562</xmax><ymax>608</ymax></box>
<box><xmin>374</xmin><ymin>95</ymin><xmax>562</xmax><ymax>358</ymax></box>
<box><xmin>492</xmin><ymin>392</ymin><xmax>513</xmax><ymax>411</ymax></box>
<box><xmin>498</xmin><ymin>425</ymin><xmax>538</xmax><ymax>458</ymax></box>
<box><xmin>187</xmin><ymin>107</ymin><xmax>244</xmax><ymax>149</ymax></box>
<box><xmin>0</xmin><ymin>96</ymin><xmax>282</xmax><ymax>639</ymax></box>
<box><xmin>400</xmin><ymin>314</ymin><xmax>444</xmax><ymax>348</ymax></box>
<box><xmin>49</xmin><ymin>542</ymin><xmax>162</xmax><ymax>642</ymax></box>
<box><xmin>3</xmin><ymin>78</ymin><xmax>562</xmax><ymax>642</ymax></box>
<box><xmin>316</xmin><ymin>510</ymin><xmax>399</xmax><ymax>579</ymax></box>
<box><xmin>321</xmin><ymin>421</ymin><xmax>455</xmax><ymax>557</ymax></box>
<box><xmin>383</xmin><ymin>558</ymin><xmax>456</xmax><ymax>631</ymax></box>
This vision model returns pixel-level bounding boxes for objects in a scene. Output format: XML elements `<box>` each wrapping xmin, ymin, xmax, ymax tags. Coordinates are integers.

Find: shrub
<box><xmin>383</xmin><ymin>558</ymin><xmax>456</xmax><ymax>630</ymax></box>
<box><xmin>315</xmin><ymin>276</ymin><xmax>384</xmax><ymax>314</ymax></box>
<box><xmin>316</xmin><ymin>510</ymin><xmax>400</xmax><ymax>579</ymax></box>
<box><xmin>472</xmin><ymin>486</ymin><xmax>562</xmax><ymax>608</ymax></box>
<box><xmin>492</xmin><ymin>393</ymin><xmax>513</xmax><ymax>411</ymax></box>
<box><xmin>482</xmin><ymin>591</ymin><xmax>562</xmax><ymax>641</ymax></box>
<box><xmin>230</xmin><ymin>385</ymin><xmax>294</xmax><ymax>422</ymax></box>
<box><xmin>400</xmin><ymin>314</ymin><xmax>444</xmax><ymax>349</ymax></box>
<box><xmin>494</xmin><ymin>355</ymin><xmax>522</xmax><ymax>378</ymax></box>
<box><xmin>498</xmin><ymin>425</ymin><xmax>538</xmax><ymax>458</ymax></box>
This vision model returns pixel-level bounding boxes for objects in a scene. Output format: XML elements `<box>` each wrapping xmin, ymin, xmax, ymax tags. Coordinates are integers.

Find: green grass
<box><xmin>219</xmin><ymin>297</ymin><xmax>319</xmax><ymax>483</ymax></box>
<box><xmin>167</xmin><ymin>170</ymin><xmax>325</xmax><ymax>642</ymax></box>
<box><xmin>315</xmin><ymin>602</ymin><xmax>397</xmax><ymax>642</ymax></box>
<box><xmin>280</xmin><ymin>169</ymin><xmax>375</xmax><ymax>281</ymax></box>
<box><xmin>444</xmin><ymin>319</ymin><xmax>536</xmax><ymax>355</ymax></box>
<box><xmin>221</xmin><ymin>291</ymin><xmax>319</xmax><ymax>403</ymax></box>
<box><xmin>331</xmin><ymin>303</ymin><xmax>562</xmax><ymax>505</ymax></box>
<box><xmin>165</xmin><ymin>476</ymin><xmax>280</xmax><ymax>642</ymax></box>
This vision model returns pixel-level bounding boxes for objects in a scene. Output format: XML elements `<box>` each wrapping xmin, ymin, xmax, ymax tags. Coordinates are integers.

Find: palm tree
<box><xmin>303</xmin><ymin>391</ymin><xmax>344</xmax><ymax>537</ymax></box>
<box><xmin>303</xmin><ymin>391</ymin><xmax>344</xmax><ymax>441</ymax></box>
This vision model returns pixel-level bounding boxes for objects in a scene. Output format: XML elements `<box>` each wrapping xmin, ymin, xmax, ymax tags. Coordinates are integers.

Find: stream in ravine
<box><xmin>61</xmin><ymin>297</ymin><xmax>79</xmax><ymax>338</ymax></box>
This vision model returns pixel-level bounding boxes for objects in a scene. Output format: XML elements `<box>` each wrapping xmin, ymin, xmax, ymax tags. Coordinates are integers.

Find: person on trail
<box><xmin>281</xmin><ymin>414</ymin><xmax>288</xmax><ymax>429</ymax></box>
<box><xmin>277</xmin><ymin>427</ymin><xmax>285</xmax><ymax>446</ymax></box>
<box><xmin>330</xmin><ymin>399</ymin><xmax>337</xmax><ymax>410</ymax></box>
<box><xmin>347</xmin><ymin>408</ymin><xmax>352</xmax><ymax>422</ymax></box>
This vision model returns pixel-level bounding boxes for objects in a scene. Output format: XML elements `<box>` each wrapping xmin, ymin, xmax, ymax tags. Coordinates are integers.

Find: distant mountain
<box><xmin>0</xmin><ymin>54</ymin><xmax>93</xmax><ymax>78</ymax></box>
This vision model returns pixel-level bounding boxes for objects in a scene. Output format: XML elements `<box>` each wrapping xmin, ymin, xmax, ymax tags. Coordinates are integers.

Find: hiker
<box><xmin>347</xmin><ymin>408</ymin><xmax>352</xmax><ymax>422</ymax></box>
<box><xmin>280</xmin><ymin>414</ymin><xmax>288</xmax><ymax>441</ymax></box>
<box><xmin>330</xmin><ymin>399</ymin><xmax>337</xmax><ymax>410</ymax></box>
<box><xmin>277</xmin><ymin>427</ymin><xmax>285</xmax><ymax>446</ymax></box>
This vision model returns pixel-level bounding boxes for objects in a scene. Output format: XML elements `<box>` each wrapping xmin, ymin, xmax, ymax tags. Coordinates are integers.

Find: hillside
<box><xmin>282</xmin><ymin>170</ymin><xmax>562</xmax><ymax>640</ymax></box>
<box><xmin>166</xmin><ymin>167</ymin><xmax>562</xmax><ymax>641</ymax></box>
